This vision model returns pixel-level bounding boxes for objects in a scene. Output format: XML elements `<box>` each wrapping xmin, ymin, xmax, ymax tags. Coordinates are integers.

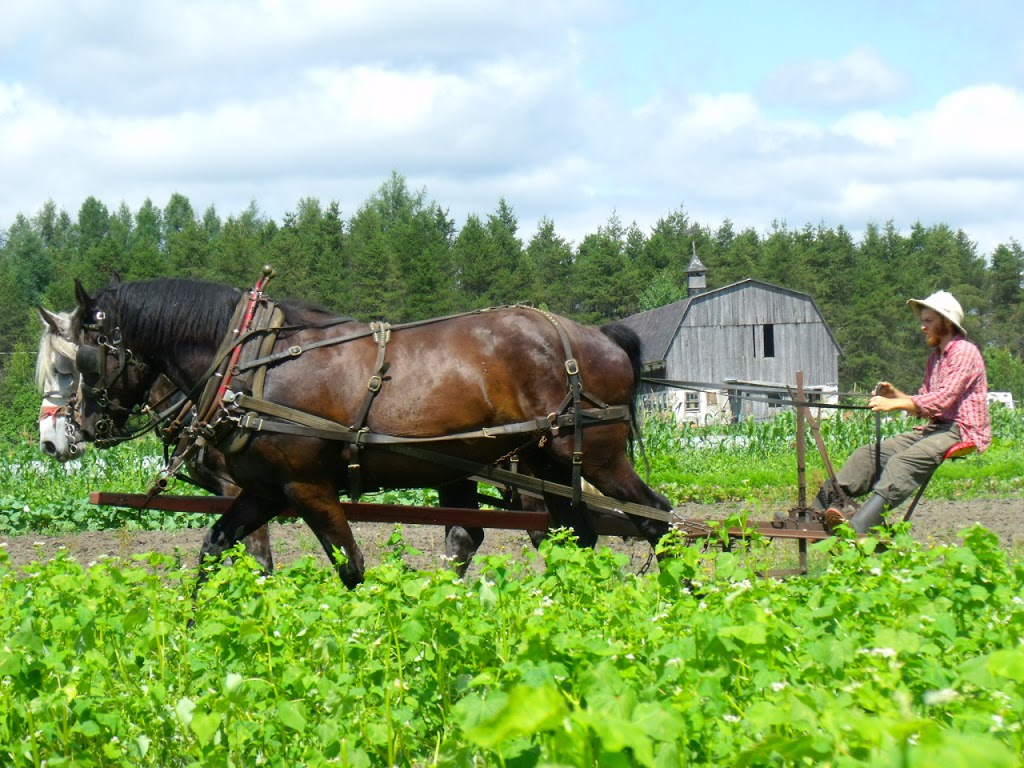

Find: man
<box><xmin>814</xmin><ymin>290</ymin><xmax>990</xmax><ymax>534</ymax></box>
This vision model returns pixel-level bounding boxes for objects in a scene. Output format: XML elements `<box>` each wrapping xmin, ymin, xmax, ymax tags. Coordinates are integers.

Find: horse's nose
<box><xmin>41</xmin><ymin>440</ymin><xmax>58</xmax><ymax>457</ymax></box>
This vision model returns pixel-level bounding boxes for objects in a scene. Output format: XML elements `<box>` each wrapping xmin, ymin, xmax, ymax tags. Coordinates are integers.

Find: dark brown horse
<box><xmin>35</xmin><ymin>306</ymin><xmax>275</xmax><ymax>571</ymax></box>
<box><xmin>71</xmin><ymin>276</ymin><xmax>672</xmax><ymax>586</ymax></box>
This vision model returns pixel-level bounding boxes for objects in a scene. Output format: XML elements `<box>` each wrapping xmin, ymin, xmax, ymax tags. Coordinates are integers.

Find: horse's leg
<box><xmin>439</xmin><ymin>480</ymin><xmax>484</xmax><ymax>578</ymax></box>
<box><xmin>283</xmin><ymin>481</ymin><xmax>365</xmax><ymax>589</ymax></box>
<box><xmin>522</xmin><ymin>454</ymin><xmax>598</xmax><ymax>549</ymax></box>
<box><xmin>190</xmin><ymin>459</ymin><xmax>275</xmax><ymax>572</ymax></box>
<box><xmin>582</xmin><ymin>453</ymin><xmax>672</xmax><ymax>549</ymax></box>
<box><xmin>503</xmin><ymin>480</ymin><xmax>548</xmax><ymax>549</ymax></box>
<box><xmin>195</xmin><ymin>492</ymin><xmax>280</xmax><ymax>599</ymax></box>
<box><xmin>241</xmin><ymin>527</ymin><xmax>274</xmax><ymax>571</ymax></box>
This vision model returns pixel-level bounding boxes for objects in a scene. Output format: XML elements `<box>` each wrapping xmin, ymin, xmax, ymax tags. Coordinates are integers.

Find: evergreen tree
<box><xmin>129</xmin><ymin>198</ymin><xmax>166</xmax><ymax>279</ymax></box>
<box><xmin>3</xmin><ymin>215</ymin><xmax>51</xmax><ymax>301</ymax></box>
<box><xmin>346</xmin><ymin>200</ymin><xmax>403</xmax><ymax>320</ymax></box>
<box><xmin>711</xmin><ymin>221</ymin><xmax>760</xmax><ymax>287</ymax></box>
<box><xmin>485</xmin><ymin>198</ymin><xmax>530</xmax><ymax>305</ymax></box>
<box><xmin>205</xmin><ymin>202</ymin><xmax>270</xmax><ymax>287</ymax></box>
<box><xmin>642</xmin><ymin>208</ymin><xmax>692</xmax><ymax>276</ymax></box>
<box><xmin>523</xmin><ymin>217</ymin><xmax>574</xmax><ymax>314</ymax></box>
<box><xmin>347</xmin><ymin>173</ymin><xmax>454</xmax><ymax>321</ymax></box>
<box><xmin>452</xmin><ymin>213</ymin><xmax>493</xmax><ymax>308</ymax></box>
<box><xmin>570</xmin><ymin>212</ymin><xmax>632</xmax><ymax>323</ymax></box>
<box><xmin>986</xmin><ymin>240</ymin><xmax>1024</xmax><ymax>354</ymax></box>
<box><xmin>75</xmin><ymin>196</ymin><xmax>112</xmax><ymax>280</ymax></box>
<box><xmin>314</xmin><ymin>201</ymin><xmax>350</xmax><ymax>311</ymax></box>
<box><xmin>162</xmin><ymin>193</ymin><xmax>206</xmax><ymax>278</ymax></box>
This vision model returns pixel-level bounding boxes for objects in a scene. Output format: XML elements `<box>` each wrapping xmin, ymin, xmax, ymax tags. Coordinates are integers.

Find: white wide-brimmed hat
<box><xmin>907</xmin><ymin>290</ymin><xmax>965</xmax><ymax>334</ymax></box>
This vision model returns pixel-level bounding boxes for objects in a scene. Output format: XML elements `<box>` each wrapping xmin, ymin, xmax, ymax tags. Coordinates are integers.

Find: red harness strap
<box><xmin>214</xmin><ymin>266</ymin><xmax>276</xmax><ymax>404</ymax></box>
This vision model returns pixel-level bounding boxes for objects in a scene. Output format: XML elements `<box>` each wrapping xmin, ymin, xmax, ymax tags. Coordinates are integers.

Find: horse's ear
<box><xmin>74</xmin><ymin>278</ymin><xmax>93</xmax><ymax>310</ymax></box>
<box><xmin>110</xmin><ymin>270</ymin><xmax>122</xmax><ymax>284</ymax></box>
<box><xmin>37</xmin><ymin>305</ymin><xmax>62</xmax><ymax>334</ymax></box>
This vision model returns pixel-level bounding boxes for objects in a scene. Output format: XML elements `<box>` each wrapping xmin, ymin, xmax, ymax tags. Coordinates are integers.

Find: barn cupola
<box><xmin>686</xmin><ymin>242</ymin><xmax>707</xmax><ymax>297</ymax></box>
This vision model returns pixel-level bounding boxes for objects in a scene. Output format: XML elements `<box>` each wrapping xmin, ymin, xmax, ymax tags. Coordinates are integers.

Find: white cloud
<box><xmin>1</xmin><ymin>2</ymin><xmax>1022</xmax><ymax>260</ymax></box>
<box><xmin>761</xmin><ymin>45</ymin><xmax>908</xmax><ymax>108</ymax></box>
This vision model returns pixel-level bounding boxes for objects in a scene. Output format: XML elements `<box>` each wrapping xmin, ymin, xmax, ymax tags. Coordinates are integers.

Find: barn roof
<box><xmin>618</xmin><ymin>278</ymin><xmax>841</xmax><ymax>363</ymax></box>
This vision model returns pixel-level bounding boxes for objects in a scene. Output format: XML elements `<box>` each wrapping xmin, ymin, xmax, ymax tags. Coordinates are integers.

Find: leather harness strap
<box><xmin>227</xmin><ymin>391</ymin><xmax>629</xmax><ymax>445</ymax></box>
<box><xmin>346</xmin><ymin>321</ymin><xmax>392</xmax><ymax>500</ymax></box>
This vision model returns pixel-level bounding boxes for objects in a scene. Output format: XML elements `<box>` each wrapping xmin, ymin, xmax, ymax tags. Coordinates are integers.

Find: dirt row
<box><xmin>3</xmin><ymin>498</ymin><xmax>1020</xmax><ymax>575</ymax></box>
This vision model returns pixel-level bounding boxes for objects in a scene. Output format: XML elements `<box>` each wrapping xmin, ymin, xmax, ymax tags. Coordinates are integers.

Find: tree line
<box><xmin>2</xmin><ymin>171</ymin><xmax>1023</xmax><ymax>441</ymax></box>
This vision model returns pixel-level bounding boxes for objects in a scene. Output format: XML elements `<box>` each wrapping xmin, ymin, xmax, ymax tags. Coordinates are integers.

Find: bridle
<box><xmin>75</xmin><ymin>310</ymin><xmax>156</xmax><ymax>444</ymax></box>
<box><xmin>38</xmin><ymin>374</ymin><xmax>83</xmax><ymax>453</ymax></box>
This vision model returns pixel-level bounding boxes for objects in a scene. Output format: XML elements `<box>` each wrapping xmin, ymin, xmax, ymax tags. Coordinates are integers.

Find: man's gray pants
<box><xmin>834</xmin><ymin>421</ymin><xmax>963</xmax><ymax>508</ymax></box>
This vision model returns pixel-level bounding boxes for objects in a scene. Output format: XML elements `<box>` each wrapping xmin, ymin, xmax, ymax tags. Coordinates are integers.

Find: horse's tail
<box><xmin>599</xmin><ymin>321</ymin><xmax>644</xmax><ymax>442</ymax></box>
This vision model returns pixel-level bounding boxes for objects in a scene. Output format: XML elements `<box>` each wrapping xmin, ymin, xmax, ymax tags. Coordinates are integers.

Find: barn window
<box><xmin>685</xmin><ymin>391</ymin><xmax>700</xmax><ymax>412</ymax></box>
<box><xmin>763</xmin><ymin>324</ymin><xmax>775</xmax><ymax>358</ymax></box>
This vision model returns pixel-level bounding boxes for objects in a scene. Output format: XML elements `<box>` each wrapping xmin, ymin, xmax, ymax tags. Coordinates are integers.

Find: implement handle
<box><xmin>873</xmin><ymin>382</ymin><xmax>883</xmax><ymax>484</ymax></box>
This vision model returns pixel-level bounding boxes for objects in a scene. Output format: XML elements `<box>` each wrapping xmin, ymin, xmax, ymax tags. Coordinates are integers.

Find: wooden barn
<box><xmin>618</xmin><ymin>250</ymin><xmax>841</xmax><ymax>424</ymax></box>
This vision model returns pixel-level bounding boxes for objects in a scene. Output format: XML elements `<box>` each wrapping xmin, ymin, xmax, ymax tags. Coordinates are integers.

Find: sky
<box><xmin>2</xmin><ymin>0</ymin><xmax>1023</xmax><ymax>258</ymax></box>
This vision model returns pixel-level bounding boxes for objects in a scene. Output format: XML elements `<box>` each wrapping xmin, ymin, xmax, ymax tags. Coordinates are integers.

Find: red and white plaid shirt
<box><xmin>911</xmin><ymin>335</ymin><xmax>991</xmax><ymax>452</ymax></box>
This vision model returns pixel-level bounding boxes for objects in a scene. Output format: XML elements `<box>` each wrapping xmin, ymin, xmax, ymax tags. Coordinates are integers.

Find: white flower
<box><xmin>923</xmin><ymin>688</ymin><xmax>959</xmax><ymax>706</ymax></box>
<box><xmin>723</xmin><ymin>714</ymin><xmax>740</xmax><ymax>723</ymax></box>
<box><xmin>771</xmin><ymin>681</ymin><xmax>787</xmax><ymax>692</ymax></box>
<box><xmin>862</xmin><ymin>647</ymin><xmax>897</xmax><ymax>658</ymax></box>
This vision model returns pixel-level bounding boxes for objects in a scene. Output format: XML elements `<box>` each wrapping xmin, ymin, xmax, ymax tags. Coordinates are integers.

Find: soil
<box><xmin>2</xmin><ymin>498</ymin><xmax>1021</xmax><ymax>575</ymax></box>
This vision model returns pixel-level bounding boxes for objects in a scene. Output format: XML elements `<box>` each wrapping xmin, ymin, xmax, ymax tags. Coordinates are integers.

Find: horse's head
<box><xmin>71</xmin><ymin>278</ymin><xmax>160</xmax><ymax>444</ymax></box>
<box><xmin>36</xmin><ymin>306</ymin><xmax>87</xmax><ymax>461</ymax></box>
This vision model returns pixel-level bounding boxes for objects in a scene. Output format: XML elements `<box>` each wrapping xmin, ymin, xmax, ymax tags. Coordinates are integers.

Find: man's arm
<box><xmin>869</xmin><ymin>381</ymin><xmax>920</xmax><ymax>415</ymax></box>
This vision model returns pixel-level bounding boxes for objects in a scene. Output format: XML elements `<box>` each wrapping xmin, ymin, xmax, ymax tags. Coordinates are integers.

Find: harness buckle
<box><xmin>288</xmin><ymin>345</ymin><xmax>302</xmax><ymax>357</ymax></box>
<box><xmin>572</xmin><ymin>451</ymin><xmax>584</xmax><ymax>465</ymax></box>
<box><xmin>367</xmin><ymin>375</ymin><xmax>382</xmax><ymax>393</ymax></box>
<box><xmin>565</xmin><ymin>359</ymin><xmax>579</xmax><ymax>376</ymax></box>
<box><xmin>239</xmin><ymin>412</ymin><xmax>263</xmax><ymax>431</ymax></box>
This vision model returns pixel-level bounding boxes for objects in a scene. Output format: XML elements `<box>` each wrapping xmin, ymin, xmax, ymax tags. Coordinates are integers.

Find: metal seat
<box><xmin>902</xmin><ymin>441</ymin><xmax>977</xmax><ymax>522</ymax></box>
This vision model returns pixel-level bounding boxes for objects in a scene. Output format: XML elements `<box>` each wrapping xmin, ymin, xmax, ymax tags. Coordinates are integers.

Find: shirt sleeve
<box><xmin>912</xmin><ymin>342</ymin><xmax>984</xmax><ymax>418</ymax></box>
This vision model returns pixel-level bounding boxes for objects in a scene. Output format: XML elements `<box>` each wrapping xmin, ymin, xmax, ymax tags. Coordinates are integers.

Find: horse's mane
<box><xmin>36</xmin><ymin>310</ymin><xmax>78</xmax><ymax>392</ymax></box>
<box><xmin>83</xmin><ymin>278</ymin><xmax>346</xmax><ymax>352</ymax></box>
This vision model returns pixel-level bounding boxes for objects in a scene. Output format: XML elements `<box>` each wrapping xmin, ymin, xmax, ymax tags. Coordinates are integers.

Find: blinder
<box><xmin>75</xmin><ymin>343</ymin><xmax>103</xmax><ymax>387</ymax></box>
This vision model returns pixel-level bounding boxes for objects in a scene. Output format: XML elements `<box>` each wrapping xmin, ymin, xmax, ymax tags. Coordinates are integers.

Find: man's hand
<box><xmin>874</xmin><ymin>381</ymin><xmax>902</xmax><ymax>398</ymax></box>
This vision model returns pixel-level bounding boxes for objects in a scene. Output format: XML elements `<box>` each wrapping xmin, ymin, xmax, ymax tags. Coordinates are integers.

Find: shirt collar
<box><xmin>937</xmin><ymin>333</ymin><xmax>964</xmax><ymax>355</ymax></box>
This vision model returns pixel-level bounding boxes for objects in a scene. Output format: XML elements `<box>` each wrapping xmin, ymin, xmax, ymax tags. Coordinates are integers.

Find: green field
<box><xmin>1</xmin><ymin>408</ymin><xmax>1022</xmax><ymax>766</ymax></box>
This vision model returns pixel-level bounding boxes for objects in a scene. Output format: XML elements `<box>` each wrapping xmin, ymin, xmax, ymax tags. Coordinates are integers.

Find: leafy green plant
<box><xmin>1</xmin><ymin>530</ymin><xmax>1022</xmax><ymax>766</ymax></box>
